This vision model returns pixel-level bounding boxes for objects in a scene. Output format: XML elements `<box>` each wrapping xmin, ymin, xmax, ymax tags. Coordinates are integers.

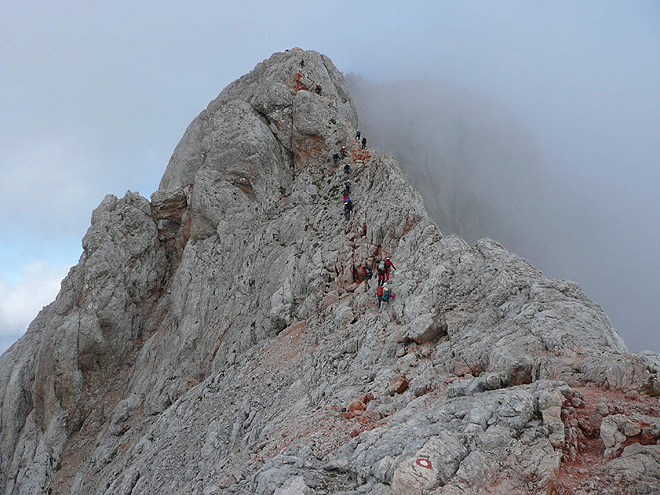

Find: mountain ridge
<box><xmin>1</xmin><ymin>48</ymin><xmax>659</xmax><ymax>494</ymax></box>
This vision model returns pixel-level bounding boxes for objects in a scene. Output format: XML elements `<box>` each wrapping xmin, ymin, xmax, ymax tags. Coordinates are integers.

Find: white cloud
<box><xmin>0</xmin><ymin>260</ymin><xmax>70</xmax><ymax>354</ymax></box>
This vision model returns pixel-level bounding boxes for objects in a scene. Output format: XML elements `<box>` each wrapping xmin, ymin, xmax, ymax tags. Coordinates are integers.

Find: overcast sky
<box><xmin>1</xmin><ymin>1</ymin><xmax>658</xmax><ymax>354</ymax></box>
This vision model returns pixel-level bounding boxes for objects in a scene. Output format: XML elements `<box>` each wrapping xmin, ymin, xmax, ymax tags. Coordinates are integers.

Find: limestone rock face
<box><xmin>0</xmin><ymin>48</ymin><xmax>658</xmax><ymax>495</ymax></box>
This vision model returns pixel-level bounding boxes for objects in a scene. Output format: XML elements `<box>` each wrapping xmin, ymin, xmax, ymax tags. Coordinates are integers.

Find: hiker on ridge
<box><xmin>362</xmin><ymin>261</ymin><xmax>373</xmax><ymax>291</ymax></box>
<box><xmin>385</xmin><ymin>257</ymin><xmax>396</xmax><ymax>281</ymax></box>
<box><xmin>376</xmin><ymin>258</ymin><xmax>387</xmax><ymax>286</ymax></box>
<box><xmin>333</xmin><ymin>153</ymin><xmax>340</xmax><ymax>165</ymax></box>
<box><xmin>340</xmin><ymin>146</ymin><xmax>347</xmax><ymax>158</ymax></box>
<box><xmin>379</xmin><ymin>283</ymin><xmax>396</xmax><ymax>311</ymax></box>
<box><xmin>344</xmin><ymin>163</ymin><xmax>351</xmax><ymax>175</ymax></box>
<box><xmin>344</xmin><ymin>197</ymin><xmax>353</xmax><ymax>221</ymax></box>
<box><xmin>361</xmin><ymin>137</ymin><xmax>367</xmax><ymax>149</ymax></box>
<box><xmin>355</xmin><ymin>129</ymin><xmax>361</xmax><ymax>141</ymax></box>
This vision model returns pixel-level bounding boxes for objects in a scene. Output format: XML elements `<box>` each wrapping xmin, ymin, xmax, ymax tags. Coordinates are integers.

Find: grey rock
<box><xmin>601</xmin><ymin>413</ymin><xmax>660</xmax><ymax>459</ymax></box>
<box><xmin>272</xmin><ymin>476</ymin><xmax>313</xmax><ymax>495</ymax></box>
<box><xmin>401</xmin><ymin>313</ymin><xmax>447</xmax><ymax>345</ymax></box>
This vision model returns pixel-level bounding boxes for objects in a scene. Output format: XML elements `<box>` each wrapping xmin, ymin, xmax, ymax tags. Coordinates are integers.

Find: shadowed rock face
<box><xmin>0</xmin><ymin>48</ymin><xmax>658</xmax><ymax>495</ymax></box>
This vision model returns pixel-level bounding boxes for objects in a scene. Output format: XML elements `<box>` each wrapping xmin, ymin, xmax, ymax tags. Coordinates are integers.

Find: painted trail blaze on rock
<box><xmin>0</xmin><ymin>47</ymin><xmax>659</xmax><ymax>495</ymax></box>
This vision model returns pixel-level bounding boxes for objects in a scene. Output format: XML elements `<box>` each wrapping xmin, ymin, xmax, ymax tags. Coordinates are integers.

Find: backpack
<box><xmin>364</xmin><ymin>266</ymin><xmax>373</xmax><ymax>279</ymax></box>
<box><xmin>377</xmin><ymin>260</ymin><xmax>386</xmax><ymax>274</ymax></box>
<box><xmin>382</xmin><ymin>289</ymin><xmax>391</xmax><ymax>302</ymax></box>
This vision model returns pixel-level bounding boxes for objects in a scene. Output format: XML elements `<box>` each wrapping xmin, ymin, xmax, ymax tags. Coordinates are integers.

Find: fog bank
<box><xmin>347</xmin><ymin>76</ymin><xmax>659</xmax><ymax>352</ymax></box>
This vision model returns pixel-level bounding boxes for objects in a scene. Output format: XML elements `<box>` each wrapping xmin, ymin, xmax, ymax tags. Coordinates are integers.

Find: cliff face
<box><xmin>1</xmin><ymin>48</ymin><xmax>659</xmax><ymax>495</ymax></box>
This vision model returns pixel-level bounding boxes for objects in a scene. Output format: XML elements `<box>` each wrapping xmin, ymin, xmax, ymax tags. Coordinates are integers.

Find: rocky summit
<box><xmin>1</xmin><ymin>48</ymin><xmax>660</xmax><ymax>495</ymax></box>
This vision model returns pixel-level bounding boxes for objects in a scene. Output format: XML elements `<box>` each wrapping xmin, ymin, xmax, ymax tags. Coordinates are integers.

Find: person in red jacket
<box><xmin>385</xmin><ymin>257</ymin><xmax>396</xmax><ymax>281</ymax></box>
<box><xmin>376</xmin><ymin>285</ymin><xmax>384</xmax><ymax>307</ymax></box>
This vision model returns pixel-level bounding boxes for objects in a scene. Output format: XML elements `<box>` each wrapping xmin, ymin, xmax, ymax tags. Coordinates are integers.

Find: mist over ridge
<box><xmin>346</xmin><ymin>75</ymin><xmax>658</xmax><ymax>352</ymax></box>
<box><xmin>347</xmin><ymin>76</ymin><xmax>546</xmax><ymax>246</ymax></box>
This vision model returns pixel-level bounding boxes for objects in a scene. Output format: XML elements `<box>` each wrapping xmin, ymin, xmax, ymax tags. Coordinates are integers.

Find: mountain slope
<box><xmin>1</xmin><ymin>48</ymin><xmax>659</xmax><ymax>495</ymax></box>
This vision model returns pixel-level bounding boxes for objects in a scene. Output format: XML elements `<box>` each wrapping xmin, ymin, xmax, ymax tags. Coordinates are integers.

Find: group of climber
<box><xmin>332</xmin><ymin>145</ymin><xmax>348</xmax><ymax>165</ymax></box>
<box><xmin>342</xmin><ymin>181</ymin><xmax>353</xmax><ymax>221</ymax></box>
<box><xmin>333</xmin><ymin>131</ymin><xmax>398</xmax><ymax>312</ymax></box>
<box><xmin>334</xmin><ymin>141</ymin><xmax>358</xmax><ymax>222</ymax></box>
<box><xmin>334</xmin><ymin>131</ymin><xmax>370</xmax><ymax>222</ymax></box>
<box><xmin>362</xmin><ymin>257</ymin><xmax>397</xmax><ymax>310</ymax></box>
<box><xmin>355</xmin><ymin>129</ymin><xmax>367</xmax><ymax>149</ymax></box>
<box><xmin>362</xmin><ymin>257</ymin><xmax>396</xmax><ymax>288</ymax></box>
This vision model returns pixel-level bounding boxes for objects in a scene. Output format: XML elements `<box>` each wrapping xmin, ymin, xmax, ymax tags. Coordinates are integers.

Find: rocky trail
<box><xmin>1</xmin><ymin>48</ymin><xmax>660</xmax><ymax>494</ymax></box>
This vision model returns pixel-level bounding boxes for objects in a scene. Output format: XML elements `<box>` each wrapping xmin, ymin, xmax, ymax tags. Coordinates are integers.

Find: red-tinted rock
<box><xmin>347</xmin><ymin>397</ymin><xmax>366</xmax><ymax>412</ymax></box>
<box><xmin>390</xmin><ymin>375</ymin><xmax>409</xmax><ymax>394</ymax></box>
<box><xmin>578</xmin><ymin>413</ymin><xmax>603</xmax><ymax>438</ymax></box>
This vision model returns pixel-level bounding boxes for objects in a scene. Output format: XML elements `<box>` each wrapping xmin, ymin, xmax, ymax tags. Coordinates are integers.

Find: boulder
<box><xmin>390</xmin><ymin>375</ymin><xmax>409</xmax><ymax>395</ymax></box>
<box><xmin>347</xmin><ymin>398</ymin><xmax>366</xmax><ymax>412</ymax></box>
<box><xmin>403</xmin><ymin>313</ymin><xmax>447</xmax><ymax>344</ymax></box>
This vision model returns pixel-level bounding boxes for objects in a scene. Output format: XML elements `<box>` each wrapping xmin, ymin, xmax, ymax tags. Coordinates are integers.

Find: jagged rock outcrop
<box><xmin>1</xmin><ymin>48</ymin><xmax>659</xmax><ymax>495</ymax></box>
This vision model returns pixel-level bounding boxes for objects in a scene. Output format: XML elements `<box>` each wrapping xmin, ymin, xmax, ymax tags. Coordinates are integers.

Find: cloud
<box><xmin>346</xmin><ymin>76</ymin><xmax>546</xmax><ymax>246</ymax></box>
<box><xmin>0</xmin><ymin>260</ymin><xmax>69</xmax><ymax>355</ymax></box>
<box><xmin>347</xmin><ymin>75</ymin><xmax>660</xmax><ymax>352</ymax></box>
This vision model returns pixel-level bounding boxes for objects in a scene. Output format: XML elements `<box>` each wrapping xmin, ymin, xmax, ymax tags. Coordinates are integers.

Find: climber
<box><xmin>385</xmin><ymin>257</ymin><xmax>396</xmax><ymax>281</ymax></box>
<box><xmin>376</xmin><ymin>284</ymin><xmax>384</xmax><ymax>307</ymax></box>
<box><xmin>333</xmin><ymin>153</ymin><xmax>340</xmax><ymax>165</ymax></box>
<box><xmin>376</xmin><ymin>258</ymin><xmax>386</xmax><ymax>286</ymax></box>
<box><xmin>344</xmin><ymin>197</ymin><xmax>353</xmax><ymax>221</ymax></box>
<box><xmin>344</xmin><ymin>180</ymin><xmax>351</xmax><ymax>194</ymax></box>
<box><xmin>362</xmin><ymin>262</ymin><xmax>373</xmax><ymax>291</ymax></box>
<box><xmin>340</xmin><ymin>146</ymin><xmax>347</xmax><ymax>158</ymax></box>
<box><xmin>315</xmin><ymin>84</ymin><xmax>322</xmax><ymax>95</ymax></box>
<box><xmin>343</xmin><ymin>190</ymin><xmax>349</xmax><ymax>203</ymax></box>
<box><xmin>361</xmin><ymin>137</ymin><xmax>367</xmax><ymax>150</ymax></box>
<box><xmin>344</xmin><ymin>163</ymin><xmax>352</xmax><ymax>175</ymax></box>
<box><xmin>379</xmin><ymin>283</ymin><xmax>396</xmax><ymax>311</ymax></box>
<box><xmin>355</xmin><ymin>129</ymin><xmax>361</xmax><ymax>141</ymax></box>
